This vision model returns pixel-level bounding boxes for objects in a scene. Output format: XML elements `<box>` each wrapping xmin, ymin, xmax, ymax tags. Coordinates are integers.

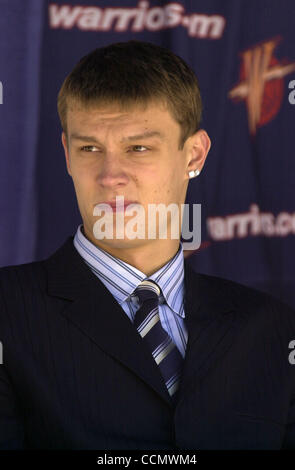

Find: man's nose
<box><xmin>96</xmin><ymin>152</ymin><xmax>129</xmax><ymax>188</ymax></box>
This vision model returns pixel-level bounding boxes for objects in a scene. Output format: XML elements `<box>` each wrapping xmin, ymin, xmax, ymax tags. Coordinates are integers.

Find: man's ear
<box><xmin>186</xmin><ymin>129</ymin><xmax>211</xmax><ymax>177</ymax></box>
<box><xmin>61</xmin><ymin>131</ymin><xmax>72</xmax><ymax>177</ymax></box>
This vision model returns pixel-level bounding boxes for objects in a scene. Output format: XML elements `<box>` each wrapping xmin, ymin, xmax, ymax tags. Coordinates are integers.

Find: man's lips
<box><xmin>96</xmin><ymin>200</ymin><xmax>139</xmax><ymax>211</ymax></box>
<box><xmin>100</xmin><ymin>200</ymin><xmax>138</xmax><ymax>207</ymax></box>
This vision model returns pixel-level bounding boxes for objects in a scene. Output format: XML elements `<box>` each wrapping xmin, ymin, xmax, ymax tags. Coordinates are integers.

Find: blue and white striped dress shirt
<box><xmin>73</xmin><ymin>224</ymin><xmax>188</xmax><ymax>358</ymax></box>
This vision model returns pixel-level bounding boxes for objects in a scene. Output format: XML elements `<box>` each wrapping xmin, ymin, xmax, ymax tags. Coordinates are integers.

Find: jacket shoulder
<box><xmin>0</xmin><ymin>236</ymin><xmax>74</xmax><ymax>293</ymax></box>
<box><xmin>193</xmin><ymin>269</ymin><xmax>295</xmax><ymax>319</ymax></box>
<box><xmin>0</xmin><ymin>259</ymin><xmax>47</xmax><ymax>294</ymax></box>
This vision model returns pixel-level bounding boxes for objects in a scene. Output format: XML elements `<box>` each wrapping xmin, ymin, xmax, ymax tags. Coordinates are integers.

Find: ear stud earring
<box><xmin>188</xmin><ymin>169</ymin><xmax>200</xmax><ymax>179</ymax></box>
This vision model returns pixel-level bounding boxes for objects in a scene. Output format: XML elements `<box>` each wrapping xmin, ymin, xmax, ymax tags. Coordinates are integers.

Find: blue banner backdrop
<box><xmin>0</xmin><ymin>0</ymin><xmax>294</xmax><ymax>308</ymax></box>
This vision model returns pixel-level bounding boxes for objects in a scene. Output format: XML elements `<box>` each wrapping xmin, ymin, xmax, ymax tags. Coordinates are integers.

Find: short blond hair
<box><xmin>57</xmin><ymin>40</ymin><xmax>202</xmax><ymax>150</ymax></box>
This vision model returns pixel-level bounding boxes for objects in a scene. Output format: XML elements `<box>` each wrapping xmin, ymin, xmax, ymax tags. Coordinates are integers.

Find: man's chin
<box><xmin>91</xmin><ymin>236</ymin><xmax>150</xmax><ymax>249</ymax></box>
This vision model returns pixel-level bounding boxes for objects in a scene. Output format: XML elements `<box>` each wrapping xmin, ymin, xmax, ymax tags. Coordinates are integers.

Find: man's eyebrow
<box><xmin>120</xmin><ymin>131</ymin><xmax>165</xmax><ymax>142</ymax></box>
<box><xmin>70</xmin><ymin>131</ymin><xmax>165</xmax><ymax>143</ymax></box>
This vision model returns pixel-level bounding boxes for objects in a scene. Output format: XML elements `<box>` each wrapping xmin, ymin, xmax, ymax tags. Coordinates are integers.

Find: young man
<box><xmin>0</xmin><ymin>40</ymin><xmax>294</xmax><ymax>450</ymax></box>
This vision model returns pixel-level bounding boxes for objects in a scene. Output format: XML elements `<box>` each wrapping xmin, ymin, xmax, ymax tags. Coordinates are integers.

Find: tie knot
<box><xmin>133</xmin><ymin>280</ymin><xmax>161</xmax><ymax>306</ymax></box>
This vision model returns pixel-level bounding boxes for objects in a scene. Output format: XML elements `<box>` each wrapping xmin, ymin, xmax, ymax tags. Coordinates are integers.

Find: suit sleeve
<box><xmin>281</xmin><ymin>299</ymin><xmax>295</xmax><ymax>450</ymax></box>
<box><xmin>282</xmin><ymin>398</ymin><xmax>295</xmax><ymax>449</ymax></box>
<box><xmin>0</xmin><ymin>364</ymin><xmax>25</xmax><ymax>449</ymax></box>
<box><xmin>0</xmin><ymin>268</ymin><xmax>25</xmax><ymax>449</ymax></box>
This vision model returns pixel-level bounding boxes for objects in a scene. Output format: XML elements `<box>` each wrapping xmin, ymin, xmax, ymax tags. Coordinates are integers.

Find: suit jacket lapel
<box><xmin>179</xmin><ymin>259</ymin><xmax>248</xmax><ymax>403</ymax></box>
<box><xmin>44</xmin><ymin>236</ymin><xmax>173</xmax><ymax>406</ymax></box>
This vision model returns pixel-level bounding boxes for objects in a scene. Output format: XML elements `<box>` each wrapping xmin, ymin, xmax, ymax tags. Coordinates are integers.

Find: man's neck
<box><xmin>82</xmin><ymin>226</ymin><xmax>181</xmax><ymax>276</ymax></box>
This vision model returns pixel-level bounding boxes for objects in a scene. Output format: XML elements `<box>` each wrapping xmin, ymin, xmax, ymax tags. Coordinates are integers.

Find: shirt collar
<box><xmin>73</xmin><ymin>224</ymin><xmax>185</xmax><ymax>318</ymax></box>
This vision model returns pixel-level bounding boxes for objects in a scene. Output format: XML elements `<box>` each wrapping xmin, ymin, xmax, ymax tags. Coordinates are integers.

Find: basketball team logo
<box><xmin>228</xmin><ymin>37</ymin><xmax>295</xmax><ymax>134</ymax></box>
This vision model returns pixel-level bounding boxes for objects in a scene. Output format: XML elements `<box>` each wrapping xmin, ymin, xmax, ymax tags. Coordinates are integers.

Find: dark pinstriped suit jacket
<box><xmin>0</xmin><ymin>236</ymin><xmax>295</xmax><ymax>449</ymax></box>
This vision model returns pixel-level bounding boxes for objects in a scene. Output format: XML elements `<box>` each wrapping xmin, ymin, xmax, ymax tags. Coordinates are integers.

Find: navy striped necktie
<box><xmin>133</xmin><ymin>280</ymin><xmax>184</xmax><ymax>405</ymax></box>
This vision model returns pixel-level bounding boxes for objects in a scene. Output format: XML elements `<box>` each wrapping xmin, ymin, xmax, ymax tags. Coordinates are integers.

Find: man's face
<box><xmin>62</xmin><ymin>100</ymin><xmax>208</xmax><ymax>250</ymax></box>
